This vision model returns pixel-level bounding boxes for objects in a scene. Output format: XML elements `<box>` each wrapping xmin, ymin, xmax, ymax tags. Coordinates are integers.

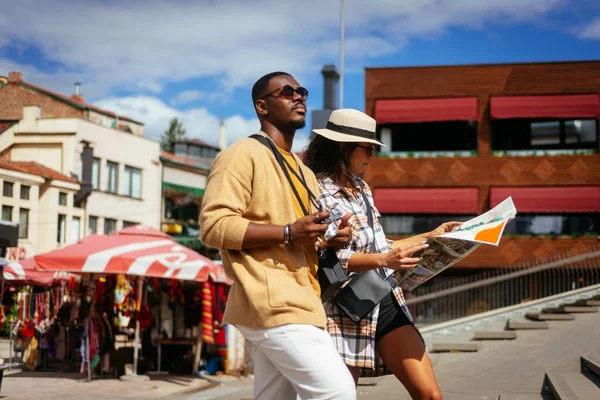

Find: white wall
<box><xmin>76</xmin><ymin>119</ymin><xmax>162</xmax><ymax>230</ymax></box>
<box><xmin>163</xmin><ymin>166</ymin><xmax>207</xmax><ymax>189</ymax></box>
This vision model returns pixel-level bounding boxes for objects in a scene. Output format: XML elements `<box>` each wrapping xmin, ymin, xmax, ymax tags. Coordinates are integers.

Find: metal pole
<box><xmin>8</xmin><ymin>319</ymin><xmax>13</xmax><ymax>371</ymax></box>
<box><xmin>86</xmin><ymin>317</ymin><xmax>91</xmax><ymax>382</ymax></box>
<box><xmin>133</xmin><ymin>277</ymin><xmax>144</xmax><ymax>376</ymax></box>
<box><xmin>339</xmin><ymin>0</ymin><xmax>345</xmax><ymax>109</ymax></box>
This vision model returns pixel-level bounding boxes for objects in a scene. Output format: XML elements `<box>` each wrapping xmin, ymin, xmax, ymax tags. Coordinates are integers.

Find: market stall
<box><xmin>34</xmin><ymin>224</ymin><xmax>231</xmax><ymax>380</ymax></box>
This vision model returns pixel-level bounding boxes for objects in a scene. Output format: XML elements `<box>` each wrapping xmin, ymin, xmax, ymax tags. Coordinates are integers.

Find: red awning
<box><xmin>35</xmin><ymin>224</ymin><xmax>231</xmax><ymax>284</ymax></box>
<box><xmin>490</xmin><ymin>186</ymin><xmax>600</xmax><ymax>213</ymax></box>
<box><xmin>490</xmin><ymin>94</ymin><xmax>600</xmax><ymax>119</ymax></box>
<box><xmin>375</xmin><ymin>97</ymin><xmax>478</xmax><ymax>124</ymax></box>
<box><xmin>373</xmin><ymin>188</ymin><xmax>479</xmax><ymax>214</ymax></box>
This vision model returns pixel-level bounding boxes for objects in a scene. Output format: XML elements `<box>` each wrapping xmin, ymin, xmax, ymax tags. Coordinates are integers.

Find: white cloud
<box><xmin>0</xmin><ymin>0</ymin><xmax>567</xmax><ymax>98</ymax></box>
<box><xmin>170</xmin><ymin>90</ymin><xmax>205</xmax><ymax>106</ymax></box>
<box><xmin>579</xmin><ymin>17</ymin><xmax>600</xmax><ymax>39</ymax></box>
<box><xmin>96</xmin><ymin>95</ymin><xmax>310</xmax><ymax>153</ymax></box>
<box><xmin>94</xmin><ymin>95</ymin><xmax>258</xmax><ymax>146</ymax></box>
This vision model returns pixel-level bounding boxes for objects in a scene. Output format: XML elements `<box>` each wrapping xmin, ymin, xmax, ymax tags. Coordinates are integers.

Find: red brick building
<box><xmin>363</xmin><ymin>61</ymin><xmax>600</xmax><ymax>268</ymax></box>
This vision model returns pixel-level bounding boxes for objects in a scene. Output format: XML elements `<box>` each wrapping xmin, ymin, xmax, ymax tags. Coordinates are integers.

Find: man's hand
<box><xmin>290</xmin><ymin>211</ymin><xmax>330</xmax><ymax>245</ymax></box>
<box><xmin>325</xmin><ymin>212</ymin><xmax>352</xmax><ymax>250</ymax></box>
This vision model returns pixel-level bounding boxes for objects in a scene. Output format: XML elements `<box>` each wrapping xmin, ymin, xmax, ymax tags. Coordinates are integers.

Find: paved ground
<box><xmin>173</xmin><ymin>311</ymin><xmax>600</xmax><ymax>400</ymax></box>
<box><xmin>1</xmin><ymin>311</ymin><xmax>598</xmax><ymax>399</ymax></box>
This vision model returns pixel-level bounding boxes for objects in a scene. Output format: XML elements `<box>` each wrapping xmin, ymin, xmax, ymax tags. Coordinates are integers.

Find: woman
<box><xmin>304</xmin><ymin>109</ymin><xmax>460</xmax><ymax>400</ymax></box>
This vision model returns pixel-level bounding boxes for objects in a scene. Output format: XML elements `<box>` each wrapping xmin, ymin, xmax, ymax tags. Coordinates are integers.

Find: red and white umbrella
<box><xmin>35</xmin><ymin>225</ymin><xmax>230</xmax><ymax>284</ymax></box>
<box><xmin>3</xmin><ymin>257</ymin><xmax>76</xmax><ymax>287</ymax></box>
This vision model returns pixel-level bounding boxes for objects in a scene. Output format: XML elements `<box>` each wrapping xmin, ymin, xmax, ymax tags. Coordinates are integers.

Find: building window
<box><xmin>123</xmin><ymin>166</ymin><xmax>142</xmax><ymax>198</ymax></box>
<box><xmin>92</xmin><ymin>157</ymin><xmax>100</xmax><ymax>190</ymax></box>
<box><xmin>175</xmin><ymin>143</ymin><xmax>187</xmax><ymax>156</ymax></box>
<box><xmin>19</xmin><ymin>208</ymin><xmax>29</xmax><ymax>239</ymax></box>
<box><xmin>106</xmin><ymin>161</ymin><xmax>119</xmax><ymax>193</ymax></box>
<box><xmin>189</xmin><ymin>145</ymin><xmax>202</xmax><ymax>158</ymax></box>
<box><xmin>380</xmin><ymin>214</ymin><xmax>475</xmax><ymax>236</ymax></box>
<box><xmin>123</xmin><ymin>220</ymin><xmax>138</xmax><ymax>228</ymax></box>
<box><xmin>3</xmin><ymin>181</ymin><xmax>13</xmax><ymax>197</ymax></box>
<box><xmin>2</xmin><ymin>205</ymin><xmax>13</xmax><ymax>221</ymax></box>
<box><xmin>104</xmin><ymin>218</ymin><xmax>117</xmax><ymax>235</ymax></box>
<box><xmin>88</xmin><ymin>216</ymin><xmax>98</xmax><ymax>235</ymax></box>
<box><xmin>20</xmin><ymin>185</ymin><xmax>31</xmax><ymax>200</ymax></box>
<box><xmin>504</xmin><ymin>214</ymin><xmax>600</xmax><ymax>235</ymax></box>
<box><xmin>382</xmin><ymin>121</ymin><xmax>478</xmax><ymax>155</ymax></box>
<box><xmin>57</xmin><ymin>214</ymin><xmax>66</xmax><ymax>244</ymax></box>
<box><xmin>59</xmin><ymin>192</ymin><xmax>68</xmax><ymax>206</ymax></box>
<box><xmin>71</xmin><ymin>216</ymin><xmax>81</xmax><ymax>243</ymax></box>
<box><xmin>492</xmin><ymin>119</ymin><xmax>598</xmax><ymax>152</ymax></box>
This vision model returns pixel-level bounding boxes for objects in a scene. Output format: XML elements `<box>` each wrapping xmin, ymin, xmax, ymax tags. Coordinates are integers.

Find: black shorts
<box><xmin>375</xmin><ymin>292</ymin><xmax>414</xmax><ymax>343</ymax></box>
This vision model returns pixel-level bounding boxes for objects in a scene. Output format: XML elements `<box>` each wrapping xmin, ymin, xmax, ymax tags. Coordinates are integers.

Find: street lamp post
<box><xmin>339</xmin><ymin>0</ymin><xmax>345</xmax><ymax>109</ymax></box>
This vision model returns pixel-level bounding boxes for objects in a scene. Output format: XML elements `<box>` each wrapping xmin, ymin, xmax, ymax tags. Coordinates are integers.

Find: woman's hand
<box><xmin>427</xmin><ymin>221</ymin><xmax>463</xmax><ymax>238</ymax></box>
<box><xmin>378</xmin><ymin>242</ymin><xmax>429</xmax><ymax>270</ymax></box>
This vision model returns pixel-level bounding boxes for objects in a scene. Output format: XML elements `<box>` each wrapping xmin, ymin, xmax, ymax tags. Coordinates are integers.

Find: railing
<box><xmin>404</xmin><ymin>246</ymin><xmax>600</xmax><ymax>326</ymax></box>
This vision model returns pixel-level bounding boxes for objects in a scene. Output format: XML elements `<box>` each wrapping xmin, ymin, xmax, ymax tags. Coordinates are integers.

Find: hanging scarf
<box><xmin>201</xmin><ymin>281</ymin><xmax>214</xmax><ymax>344</ymax></box>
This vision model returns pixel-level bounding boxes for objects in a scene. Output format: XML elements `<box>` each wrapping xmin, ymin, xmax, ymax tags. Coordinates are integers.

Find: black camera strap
<box><xmin>359</xmin><ymin>189</ymin><xmax>387</xmax><ymax>279</ymax></box>
<box><xmin>250</xmin><ymin>134</ymin><xmax>321</xmax><ymax>216</ymax></box>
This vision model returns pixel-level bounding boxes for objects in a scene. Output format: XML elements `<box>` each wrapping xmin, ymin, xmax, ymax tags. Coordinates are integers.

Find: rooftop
<box><xmin>1</xmin><ymin>71</ymin><xmax>142</xmax><ymax>125</ymax></box>
<box><xmin>160</xmin><ymin>151</ymin><xmax>211</xmax><ymax>171</ymax></box>
<box><xmin>177</xmin><ymin>138</ymin><xmax>219</xmax><ymax>149</ymax></box>
<box><xmin>0</xmin><ymin>160</ymin><xmax>78</xmax><ymax>184</ymax></box>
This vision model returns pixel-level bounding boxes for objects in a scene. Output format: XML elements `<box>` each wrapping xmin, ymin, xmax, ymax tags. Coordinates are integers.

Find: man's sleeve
<box><xmin>200</xmin><ymin>152</ymin><xmax>253</xmax><ymax>251</ymax></box>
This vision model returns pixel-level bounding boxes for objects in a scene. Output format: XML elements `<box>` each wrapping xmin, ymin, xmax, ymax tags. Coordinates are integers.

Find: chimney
<box><xmin>321</xmin><ymin>65</ymin><xmax>339</xmax><ymax>110</ymax></box>
<box><xmin>71</xmin><ymin>82</ymin><xmax>84</xmax><ymax>102</ymax></box>
<box><xmin>8</xmin><ymin>72</ymin><xmax>23</xmax><ymax>83</ymax></box>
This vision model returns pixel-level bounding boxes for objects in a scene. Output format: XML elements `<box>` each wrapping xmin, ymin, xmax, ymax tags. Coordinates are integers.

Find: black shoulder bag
<box><xmin>249</xmin><ymin>134</ymin><xmax>348</xmax><ymax>302</ymax></box>
<box><xmin>331</xmin><ymin>189</ymin><xmax>392</xmax><ymax>322</ymax></box>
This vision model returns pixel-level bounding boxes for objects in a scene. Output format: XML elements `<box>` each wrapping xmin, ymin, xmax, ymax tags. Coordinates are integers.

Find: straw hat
<box><xmin>313</xmin><ymin>108</ymin><xmax>385</xmax><ymax>146</ymax></box>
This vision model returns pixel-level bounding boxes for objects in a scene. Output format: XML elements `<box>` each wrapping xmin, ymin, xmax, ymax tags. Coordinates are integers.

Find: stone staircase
<box><xmin>427</xmin><ymin>293</ymin><xmax>600</xmax><ymax>399</ymax></box>
<box><xmin>430</xmin><ymin>294</ymin><xmax>599</xmax><ymax>355</ymax></box>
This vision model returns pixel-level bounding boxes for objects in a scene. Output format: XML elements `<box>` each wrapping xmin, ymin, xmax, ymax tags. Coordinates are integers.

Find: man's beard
<box><xmin>289</xmin><ymin>119</ymin><xmax>306</xmax><ymax>130</ymax></box>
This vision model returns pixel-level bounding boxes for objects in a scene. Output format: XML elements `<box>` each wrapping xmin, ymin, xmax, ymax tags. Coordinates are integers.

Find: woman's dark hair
<box><xmin>303</xmin><ymin>135</ymin><xmax>358</xmax><ymax>187</ymax></box>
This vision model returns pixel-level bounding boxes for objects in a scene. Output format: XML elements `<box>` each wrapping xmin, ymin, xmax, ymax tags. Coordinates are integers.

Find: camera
<box><xmin>323</xmin><ymin>204</ymin><xmax>345</xmax><ymax>241</ymax></box>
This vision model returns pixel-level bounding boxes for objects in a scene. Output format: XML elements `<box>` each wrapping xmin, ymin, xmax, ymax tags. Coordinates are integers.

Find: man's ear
<box><xmin>255</xmin><ymin>99</ymin><xmax>268</xmax><ymax>117</ymax></box>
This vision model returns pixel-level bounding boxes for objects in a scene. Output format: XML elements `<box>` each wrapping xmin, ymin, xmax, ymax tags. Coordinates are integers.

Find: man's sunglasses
<box><xmin>261</xmin><ymin>85</ymin><xmax>309</xmax><ymax>101</ymax></box>
<box><xmin>356</xmin><ymin>144</ymin><xmax>376</xmax><ymax>158</ymax></box>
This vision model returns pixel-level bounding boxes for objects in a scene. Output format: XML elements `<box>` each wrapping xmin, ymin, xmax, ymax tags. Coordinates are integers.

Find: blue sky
<box><xmin>1</xmin><ymin>0</ymin><xmax>600</xmax><ymax>152</ymax></box>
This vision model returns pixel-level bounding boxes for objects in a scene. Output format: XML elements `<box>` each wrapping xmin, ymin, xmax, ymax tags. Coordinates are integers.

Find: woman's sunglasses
<box><xmin>356</xmin><ymin>144</ymin><xmax>376</xmax><ymax>158</ymax></box>
<box><xmin>261</xmin><ymin>85</ymin><xmax>309</xmax><ymax>101</ymax></box>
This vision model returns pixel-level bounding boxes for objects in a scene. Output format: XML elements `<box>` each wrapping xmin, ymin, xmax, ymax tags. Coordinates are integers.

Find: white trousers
<box><xmin>237</xmin><ymin>324</ymin><xmax>356</xmax><ymax>400</ymax></box>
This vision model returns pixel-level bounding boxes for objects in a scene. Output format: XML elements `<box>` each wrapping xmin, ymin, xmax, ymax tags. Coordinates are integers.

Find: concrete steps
<box><xmin>526</xmin><ymin>312</ymin><xmax>575</xmax><ymax>321</ymax></box>
<box><xmin>429</xmin><ymin>342</ymin><xmax>480</xmax><ymax>353</ymax></box>
<box><xmin>584</xmin><ymin>300</ymin><xmax>600</xmax><ymax>306</ymax></box>
<box><xmin>472</xmin><ymin>330</ymin><xmax>517</xmax><ymax>340</ymax></box>
<box><xmin>506</xmin><ymin>319</ymin><xmax>549</xmax><ymax>330</ymax></box>
<box><xmin>581</xmin><ymin>352</ymin><xmax>600</xmax><ymax>378</ymax></box>
<box><xmin>559</xmin><ymin>305</ymin><xmax>598</xmax><ymax>313</ymax></box>
<box><xmin>542</xmin><ymin>372</ymin><xmax>600</xmax><ymax>400</ymax></box>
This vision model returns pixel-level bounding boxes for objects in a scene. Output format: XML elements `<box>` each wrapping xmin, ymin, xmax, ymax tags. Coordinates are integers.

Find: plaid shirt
<box><xmin>318</xmin><ymin>176</ymin><xmax>413</xmax><ymax>377</ymax></box>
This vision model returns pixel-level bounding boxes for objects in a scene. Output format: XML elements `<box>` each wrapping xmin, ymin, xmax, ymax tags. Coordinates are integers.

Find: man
<box><xmin>200</xmin><ymin>72</ymin><xmax>357</xmax><ymax>399</ymax></box>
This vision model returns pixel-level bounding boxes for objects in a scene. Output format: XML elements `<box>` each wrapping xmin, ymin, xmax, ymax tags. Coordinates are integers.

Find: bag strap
<box><xmin>359</xmin><ymin>189</ymin><xmax>376</xmax><ymax>253</ymax></box>
<box><xmin>360</xmin><ymin>188</ymin><xmax>386</xmax><ymax>279</ymax></box>
<box><xmin>250</xmin><ymin>134</ymin><xmax>321</xmax><ymax>216</ymax></box>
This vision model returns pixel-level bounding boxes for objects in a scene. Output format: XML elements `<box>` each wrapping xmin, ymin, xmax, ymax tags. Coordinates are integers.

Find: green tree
<box><xmin>160</xmin><ymin>118</ymin><xmax>186</xmax><ymax>152</ymax></box>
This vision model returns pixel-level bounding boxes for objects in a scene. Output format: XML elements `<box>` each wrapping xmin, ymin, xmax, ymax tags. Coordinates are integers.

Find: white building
<box><xmin>0</xmin><ymin>158</ymin><xmax>82</xmax><ymax>261</ymax></box>
<box><xmin>0</xmin><ymin>72</ymin><xmax>162</xmax><ymax>259</ymax></box>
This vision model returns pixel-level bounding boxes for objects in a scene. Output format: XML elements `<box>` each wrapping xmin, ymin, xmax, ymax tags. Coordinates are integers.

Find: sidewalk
<box><xmin>1</xmin><ymin>369</ymin><xmax>219</xmax><ymax>399</ymax></box>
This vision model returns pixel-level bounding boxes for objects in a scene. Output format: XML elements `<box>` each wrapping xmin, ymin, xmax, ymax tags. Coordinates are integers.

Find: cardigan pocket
<box><xmin>265</xmin><ymin>268</ymin><xmax>318</xmax><ymax>312</ymax></box>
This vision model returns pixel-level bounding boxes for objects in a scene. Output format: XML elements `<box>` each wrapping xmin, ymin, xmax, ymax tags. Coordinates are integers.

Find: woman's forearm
<box><xmin>391</xmin><ymin>232</ymin><xmax>431</xmax><ymax>249</ymax></box>
<box><xmin>346</xmin><ymin>253</ymin><xmax>385</xmax><ymax>273</ymax></box>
